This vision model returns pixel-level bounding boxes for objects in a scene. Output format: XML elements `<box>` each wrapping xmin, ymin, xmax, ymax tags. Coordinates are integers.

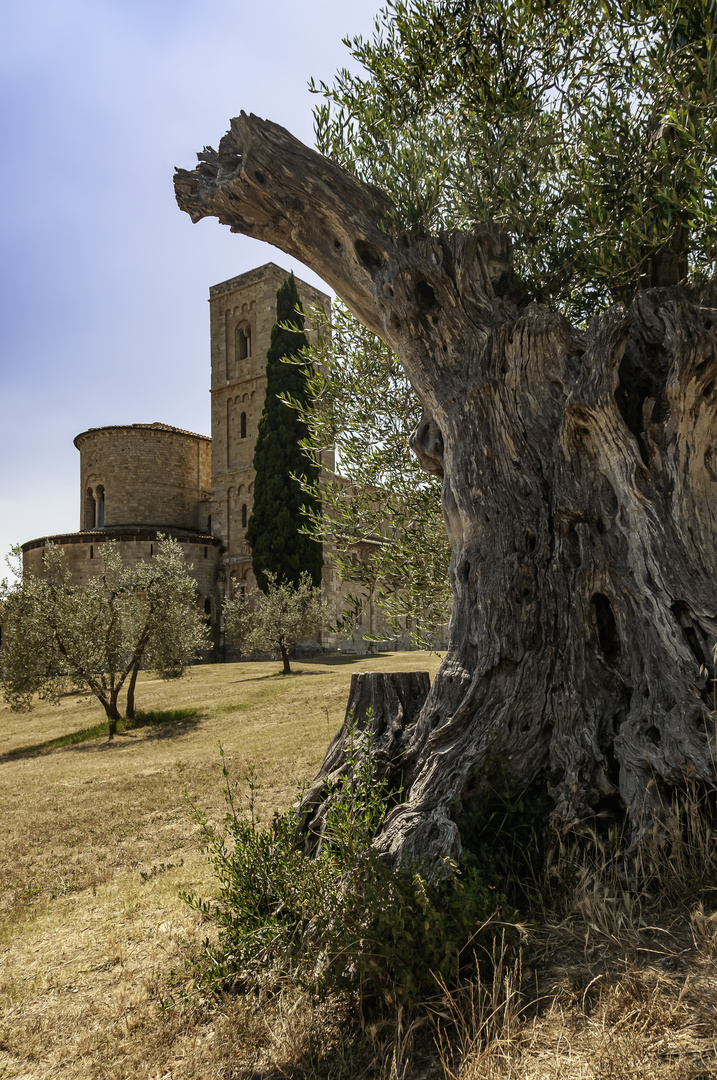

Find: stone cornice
<box><xmin>209</xmin><ymin>262</ymin><xmax>331</xmax><ymax>306</ymax></box>
<box><xmin>22</xmin><ymin>529</ymin><xmax>221</xmax><ymax>552</ymax></box>
<box><xmin>74</xmin><ymin>423</ymin><xmax>210</xmax><ymax>450</ymax></box>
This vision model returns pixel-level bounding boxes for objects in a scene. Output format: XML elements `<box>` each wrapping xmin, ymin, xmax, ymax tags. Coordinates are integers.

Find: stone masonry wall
<box><xmin>74</xmin><ymin>424</ymin><xmax>211</xmax><ymax>532</ymax></box>
<box><xmin>22</xmin><ymin>531</ymin><xmax>221</xmax><ymax>603</ymax></box>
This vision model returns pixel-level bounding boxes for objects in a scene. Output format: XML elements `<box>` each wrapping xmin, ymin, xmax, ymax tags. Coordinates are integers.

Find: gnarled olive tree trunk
<box><xmin>176</xmin><ymin>114</ymin><xmax>717</xmax><ymax>867</ymax></box>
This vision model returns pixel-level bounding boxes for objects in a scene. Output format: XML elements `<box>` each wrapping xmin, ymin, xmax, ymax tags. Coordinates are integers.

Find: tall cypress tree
<box><xmin>246</xmin><ymin>275</ymin><xmax>323</xmax><ymax>592</ymax></box>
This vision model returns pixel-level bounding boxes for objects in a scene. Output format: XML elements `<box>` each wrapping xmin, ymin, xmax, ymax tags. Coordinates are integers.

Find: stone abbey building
<box><xmin>22</xmin><ymin>263</ymin><xmax>390</xmax><ymax>654</ymax></box>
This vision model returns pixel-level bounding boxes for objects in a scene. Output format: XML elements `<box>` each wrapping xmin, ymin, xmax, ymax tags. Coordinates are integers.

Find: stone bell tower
<box><xmin>208</xmin><ymin>263</ymin><xmax>331</xmax><ymax>596</ymax></box>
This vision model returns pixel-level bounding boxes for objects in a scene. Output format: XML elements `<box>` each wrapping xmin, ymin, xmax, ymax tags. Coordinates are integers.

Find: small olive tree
<box><xmin>0</xmin><ymin>538</ymin><xmax>209</xmax><ymax>737</ymax></box>
<box><xmin>223</xmin><ymin>571</ymin><xmax>329</xmax><ymax>674</ymax></box>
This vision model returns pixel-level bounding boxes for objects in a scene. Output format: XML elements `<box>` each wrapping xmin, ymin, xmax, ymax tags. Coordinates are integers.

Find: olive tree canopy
<box><xmin>0</xmin><ymin>539</ymin><xmax>209</xmax><ymax>738</ymax></box>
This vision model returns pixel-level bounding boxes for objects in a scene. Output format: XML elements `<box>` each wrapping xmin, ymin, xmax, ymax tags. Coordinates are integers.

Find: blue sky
<box><xmin>0</xmin><ymin>0</ymin><xmax>381</xmax><ymax>569</ymax></box>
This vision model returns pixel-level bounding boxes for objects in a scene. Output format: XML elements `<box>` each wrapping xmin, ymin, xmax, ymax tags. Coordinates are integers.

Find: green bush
<box><xmin>183</xmin><ymin>737</ymin><xmax>522</xmax><ymax>1011</ymax></box>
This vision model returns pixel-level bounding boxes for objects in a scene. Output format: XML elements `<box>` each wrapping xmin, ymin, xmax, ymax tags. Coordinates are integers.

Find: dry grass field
<box><xmin>1</xmin><ymin>652</ymin><xmax>717</xmax><ymax>1079</ymax></box>
<box><xmin>0</xmin><ymin>653</ymin><xmax>442</xmax><ymax>1079</ymax></box>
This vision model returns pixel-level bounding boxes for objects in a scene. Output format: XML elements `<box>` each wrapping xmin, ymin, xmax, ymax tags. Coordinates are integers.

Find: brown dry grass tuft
<box><xmin>433</xmin><ymin>794</ymin><xmax>717</xmax><ymax>1080</ymax></box>
<box><xmin>3</xmin><ymin>652</ymin><xmax>717</xmax><ymax>1079</ymax></box>
<box><xmin>434</xmin><ymin>935</ymin><xmax>717</xmax><ymax>1079</ymax></box>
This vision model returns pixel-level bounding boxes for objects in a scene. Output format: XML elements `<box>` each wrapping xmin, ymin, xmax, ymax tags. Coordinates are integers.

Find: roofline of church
<box><xmin>208</xmin><ymin>262</ymin><xmax>332</xmax><ymax>304</ymax></box>
<box><xmin>73</xmin><ymin>422</ymin><xmax>211</xmax><ymax>450</ymax></box>
<box><xmin>21</xmin><ymin>527</ymin><xmax>221</xmax><ymax>553</ymax></box>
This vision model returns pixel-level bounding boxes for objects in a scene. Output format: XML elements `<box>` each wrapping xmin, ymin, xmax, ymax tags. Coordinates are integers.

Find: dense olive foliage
<box><xmin>0</xmin><ymin>538</ymin><xmax>208</xmax><ymax>735</ymax></box>
<box><xmin>298</xmin><ymin>0</ymin><xmax>716</xmax><ymax>637</ymax></box>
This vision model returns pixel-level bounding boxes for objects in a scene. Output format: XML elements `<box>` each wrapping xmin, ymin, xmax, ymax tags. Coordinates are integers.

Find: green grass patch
<box><xmin>0</xmin><ymin>721</ymin><xmax>112</xmax><ymax>759</ymax></box>
<box><xmin>215</xmin><ymin>700</ymin><xmax>252</xmax><ymax>716</ymax></box>
<box><xmin>0</xmin><ymin>708</ymin><xmax>201</xmax><ymax>761</ymax></box>
<box><xmin>125</xmin><ymin>708</ymin><xmax>200</xmax><ymax>729</ymax></box>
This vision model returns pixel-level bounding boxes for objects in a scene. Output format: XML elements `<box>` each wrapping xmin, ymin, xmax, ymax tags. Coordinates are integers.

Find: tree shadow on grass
<box><xmin>227</xmin><ymin>653</ymin><xmax>394</xmax><ymax>685</ymax></box>
<box><xmin>239</xmin><ymin>668</ymin><xmax>320</xmax><ymax>683</ymax></box>
<box><xmin>0</xmin><ymin>708</ymin><xmax>202</xmax><ymax>763</ymax></box>
<box><xmin>125</xmin><ymin>708</ymin><xmax>202</xmax><ymax>742</ymax></box>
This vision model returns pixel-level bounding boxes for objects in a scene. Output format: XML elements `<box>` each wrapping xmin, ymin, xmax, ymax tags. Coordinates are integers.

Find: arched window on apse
<box><xmin>84</xmin><ymin>488</ymin><xmax>95</xmax><ymax>530</ymax></box>
<box><xmin>241</xmin><ymin>503</ymin><xmax>247</xmax><ymax>528</ymax></box>
<box><xmin>240</xmin><ymin>412</ymin><xmax>247</xmax><ymax>439</ymax></box>
<box><xmin>204</xmin><ymin>597</ymin><xmax>212</xmax><ymax>617</ymax></box>
<box><xmin>207</xmin><ymin>514</ymin><xmax>212</xmax><ymax>534</ymax></box>
<box><xmin>236</xmin><ymin>325</ymin><xmax>251</xmax><ymax>362</ymax></box>
<box><xmin>96</xmin><ymin>486</ymin><xmax>105</xmax><ymax>527</ymax></box>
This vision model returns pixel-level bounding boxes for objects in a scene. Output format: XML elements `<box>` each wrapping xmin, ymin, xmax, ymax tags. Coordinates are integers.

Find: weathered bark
<box><xmin>296</xmin><ymin>671</ymin><xmax>430</xmax><ymax>855</ymax></box>
<box><xmin>96</xmin><ymin>689</ymin><xmax>122</xmax><ymax>739</ymax></box>
<box><xmin>126</xmin><ymin>661</ymin><xmax>139</xmax><ymax>720</ymax></box>
<box><xmin>176</xmin><ymin>114</ymin><xmax>717</xmax><ymax>866</ymax></box>
<box><xmin>106</xmin><ymin>703</ymin><xmax>120</xmax><ymax>740</ymax></box>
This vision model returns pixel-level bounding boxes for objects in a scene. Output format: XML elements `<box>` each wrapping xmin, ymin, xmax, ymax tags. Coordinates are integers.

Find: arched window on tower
<box><xmin>240</xmin><ymin>412</ymin><xmax>247</xmax><ymax>439</ymax></box>
<box><xmin>84</xmin><ymin>488</ymin><xmax>95</xmax><ymax>530</ymax></box>
<box><xmin>236</xmin><ymin>325</ymin><xmax>251</xmax><ymax>362</ymax></box>
<box><xmin>96</xmin><ymin>486</ymin><xmax>105</xmax><ymax>527</ymax></box>
<box><xmin>241</xmin><ymin>503</ymin><xmax>247</xmax><ymax>528</ymax></box>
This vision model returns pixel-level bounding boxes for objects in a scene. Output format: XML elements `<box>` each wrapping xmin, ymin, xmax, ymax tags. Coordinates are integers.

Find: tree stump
<box><xmin>296</xmin><ymin>670</ymin><xmax>430</xmax><ymax>855</ymax></box>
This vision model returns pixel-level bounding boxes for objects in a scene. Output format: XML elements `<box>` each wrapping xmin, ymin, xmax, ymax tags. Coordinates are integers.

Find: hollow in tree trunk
<box><xmin>175</xmin><ymin>114</ymin><xmax>717</xmax><ymax>867</ymax></box>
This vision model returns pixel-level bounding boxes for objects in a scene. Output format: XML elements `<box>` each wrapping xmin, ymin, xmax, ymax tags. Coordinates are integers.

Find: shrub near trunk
<box><xmin>183</xmin><ymin>737</ymin><xmax>522</xmax><ymax>1011</ymax></box>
